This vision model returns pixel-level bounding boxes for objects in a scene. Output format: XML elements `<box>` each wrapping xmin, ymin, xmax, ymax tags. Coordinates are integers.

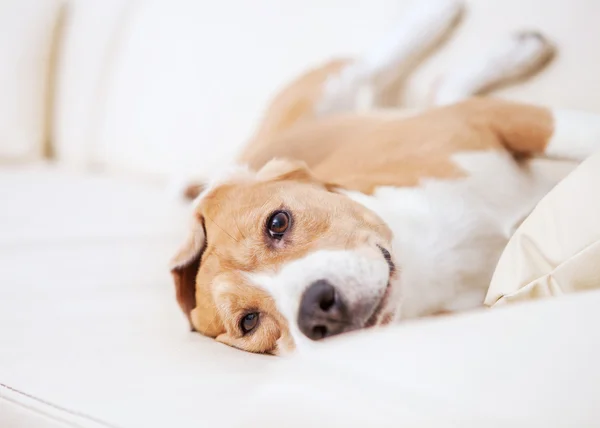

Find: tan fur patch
<box><xmin>180</xmin><ymin>161</ymin><xmax>392</xmax><ymax>353</ymax></box>
<box><xmin>238</xmin><ymin>59</ymin><xmax>350</xmax><ymax>164</ymax></box>
<box><xmin>238</xmin><ymin>98</ymin><xmax>554</xmax><ymax>194</ymax></box>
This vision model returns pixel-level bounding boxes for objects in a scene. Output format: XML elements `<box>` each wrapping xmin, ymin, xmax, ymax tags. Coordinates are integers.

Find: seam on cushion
<box><xmin>495</xmin><ymin>239</ymin><xmax>600</xmax><ymax>305</ymax></box>
<box><xmin>42</xmin><ymin>2</ymin><xmax>67</xmax><ymax>160</ymax></box>
<box><xmin>0</xmin><ymin>383</ymin><xmax>121</xmax><ymax>428</ymax></box>
<box><xmin>0</xmin><ymin>394</ymin><xmax>81</xmax><ymax>428</ymax></box>
<box><xmin>86</xmin><ymin>1</ymin><xmax>137</xmax><ymax>167</ymax></box>
<box><xmin>494</xmin><ymin>273</ymin><xmax>559</xmax><ymax>306</ymax></box>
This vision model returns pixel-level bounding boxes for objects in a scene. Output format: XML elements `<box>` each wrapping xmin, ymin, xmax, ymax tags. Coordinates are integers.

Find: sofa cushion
<box><xmin>486</xmin><ymin>151</ymin><xmax>600</xmax><ymax>306</ymax></box>
<box><xmin>1</xmin><ymin>165</ymin><xmax>599</xmax><ymax>427</ymax></box>
<box><xmin>0</xmin><ymin>165</ymin><xmax>274</xmax><ymax>427</ymax></box>
<box><xmin>0</xmin><ymin>0</ymin><xmax>61</xmax><ymax>162</ymax></box>
<box><xmin>235</xmin><ymin>290</ymin><xmax>600</xmax><ymax>427</ymax></box>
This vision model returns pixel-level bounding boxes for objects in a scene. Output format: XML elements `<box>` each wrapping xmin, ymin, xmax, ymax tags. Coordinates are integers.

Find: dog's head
<box><xmin>170</xmin><ymin>159</ymin><xmax>398</xmax><ymax>354</ymax></box>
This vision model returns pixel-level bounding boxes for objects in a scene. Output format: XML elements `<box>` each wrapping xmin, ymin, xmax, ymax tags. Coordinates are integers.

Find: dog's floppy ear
<box><xmin>257</xmin><ymin>158</ymin><xmax>337</xmax><ymax>190</ymax></box>
<box><xmin>169</xmin><ymin>213</ymin><xmax>206</xmax><ymax>329</ymax></box>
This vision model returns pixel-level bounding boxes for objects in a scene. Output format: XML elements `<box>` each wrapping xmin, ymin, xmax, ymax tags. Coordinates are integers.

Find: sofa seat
<box><xmin>1</xmin><ymin>163</ymin><xmax>599</xmax><ymax>427</ymax></box>
<box><xmin>0</xmin><ymin>164</ymin><xmax>274</xmax><ymax>427</ymax></box>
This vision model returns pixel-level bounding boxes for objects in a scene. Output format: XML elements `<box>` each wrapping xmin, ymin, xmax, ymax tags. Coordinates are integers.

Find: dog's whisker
<box><xmin>233</xmin><ymin>216</ymin><xmax>247</xmax><ymax>241</ymax></box>
<box><xmin>205</xmin><ymin>214</ymin><xmax>239</xmax><ymax>243</ymax></box>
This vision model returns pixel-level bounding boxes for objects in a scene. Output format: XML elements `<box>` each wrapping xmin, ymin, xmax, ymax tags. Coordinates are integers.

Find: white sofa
<box><xmin>2</xmin><ymin>0</ymin><xmax>600</xmax><ymax>426</ymax></box>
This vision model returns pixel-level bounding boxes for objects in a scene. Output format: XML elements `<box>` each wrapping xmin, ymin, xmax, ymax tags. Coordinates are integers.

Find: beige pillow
<box><xmin>0</xmin><ymin>0</ymin><xmax>61</xmax><ymax>161</ymax></box>
<box><xmin>486</xmin><ymin>152</ymin><xmax>600</xmax><ymax>306</ymax></box>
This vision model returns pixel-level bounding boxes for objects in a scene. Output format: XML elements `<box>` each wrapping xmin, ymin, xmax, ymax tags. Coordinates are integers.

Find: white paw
<box><xmin>487</xmin><ymin>31</ymin><xmax>556</xmax><ymax>80</ymax></box>
<box><xmin>432</xmin><ymin>31</ymin><xmax>555</xmax><ymax>105</ymax></box>
<box><xmin>362</xmin><ymin>0</ymin><xmax>465</xmax><ymax>76</ymax></box>
<box><xmin>316</xmin><ymin>0</ymin><xmax>466</xmax><ymax>115</ymax></box>
<box><xmin>407</xmin><ymin>0</ymin><xmax>465</xmax><ymax>29</ymax></box>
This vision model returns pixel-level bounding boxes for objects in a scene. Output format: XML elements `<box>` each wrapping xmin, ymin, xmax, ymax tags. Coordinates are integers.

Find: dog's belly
<box><xmin>343</xmin><ymin>150</ymin><xmax>563</xmax><ymax>319</ymax></box>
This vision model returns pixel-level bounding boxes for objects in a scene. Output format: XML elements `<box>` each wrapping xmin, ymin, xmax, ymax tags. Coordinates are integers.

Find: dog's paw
<box><xmin>432</xmin><ymin>30</ymin><xmax>556</xmax><ymax>105</ymax></box>
<box><xmin>410</xmin><ymin>0</ymin><xmax>465</xmax><ymax>29</ymax></box>
<box><xmin>493</xmin><ymin>31</ymin><xmax>556</xmax><ymax>80</ymax></box>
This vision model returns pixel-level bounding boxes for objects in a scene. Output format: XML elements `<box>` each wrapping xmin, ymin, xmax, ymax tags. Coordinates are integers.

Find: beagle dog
<box><xmin>170</xmin><ymin>0</ymin><xmax>600</xmax><ymax>354</ymax></box>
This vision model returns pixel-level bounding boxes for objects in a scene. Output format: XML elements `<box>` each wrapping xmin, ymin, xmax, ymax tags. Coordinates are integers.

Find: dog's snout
<box><xmin>298</xmin><ymin>280</ymin><xmax>349</xmax><ymax>341</ymax></box>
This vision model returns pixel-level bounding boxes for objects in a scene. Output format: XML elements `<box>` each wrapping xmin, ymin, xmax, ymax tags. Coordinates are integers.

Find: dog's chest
<box><xmin>344</xmin><ymin>151</ymin><xmax>554</xmax><ymax>318</ymax></box>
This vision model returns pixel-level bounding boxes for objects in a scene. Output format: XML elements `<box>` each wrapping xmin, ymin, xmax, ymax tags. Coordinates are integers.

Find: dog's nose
<box><xmin>298</xmin><ymin>280</ymin><xmax>349</xmax><ymax>340</ymax></box>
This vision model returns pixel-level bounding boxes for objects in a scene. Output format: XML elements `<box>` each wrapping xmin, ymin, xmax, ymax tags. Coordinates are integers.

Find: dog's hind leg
<box><xmin>178</xmin><ymin>1</ymin><xmax>466</xmax><ymax>200</ymax></box>
<box><xmin>431</xmin><ymin>31</ymin><xmax>555</xmax><ymax>106</ymax></box>
<box><xmin>238</xmin><ymin>0</ymin><xmax>464</xmax><ymax>171</ymax></box>
<box><xmin>448</xmin><ymin>98</ymin><xmax>600</xmax><ymax>162</ymax></box>
<box><xmin>316</xmin><ymin>0</ymin><xmax>464</xmax><ymax>116</ymax></box>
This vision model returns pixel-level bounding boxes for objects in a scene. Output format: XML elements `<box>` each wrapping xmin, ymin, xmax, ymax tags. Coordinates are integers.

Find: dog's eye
<box><xmin>267</xmin><ymin>211</ymin><xmax>290</xmax><ymax>239</ymax></box>
<box><xmin>240</xmin><ymin>312</ymin><xmax>259</xmax><ymax>334</ymax></box>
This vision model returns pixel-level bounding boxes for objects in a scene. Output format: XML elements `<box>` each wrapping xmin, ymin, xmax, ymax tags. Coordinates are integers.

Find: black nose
<box><xmin>298</xmin><ymin>280</ymin><xmax>349</xmax><ymax>340</ymax></box>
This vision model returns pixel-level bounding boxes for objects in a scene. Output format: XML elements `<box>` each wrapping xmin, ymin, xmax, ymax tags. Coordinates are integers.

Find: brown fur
<box><xmin>183</xmin><ymin>56</ymin><xmax>554</xmax><ymax>200</ymax></box>
<box><xmin>239</xmin><ymin>98</ymin><xmax>554</xmax><ymax>195</ymax></box>
<box><xmin>240</xmin><ymin>59</ymin><xmax>350</xmax><ymax>162</ymax></box>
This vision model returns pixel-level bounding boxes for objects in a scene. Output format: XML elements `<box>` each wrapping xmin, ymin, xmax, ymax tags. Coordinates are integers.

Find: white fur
<box><xmin>343</xmin><ymin>150</ymin><xmax>558</xmax><ymax>319</ymax></box>
<box><xmin>331</xmin><ymin>107</ymin><xmax>600</xmax><ymax>319</ymax></box>
<box><xmin>316</xmin><ymin>0</ymin><xmax>463</xmax><ymax>116</ymax></box>
<box><xmin>547</xmin><ymin>109</ymin><xmax>600</xmax><ymax>160</ymax></box>
<box><xmin>246</xmin><ymin>248</ymin><xmax>389</xmax><ymax>350</ymax></box>
<box><xmin>434</xmin><ymin>32</ymin><xmax>554</xmax><ymax>106</ymax></box>
<box><xmin>359</xmin><ymin>0</ymin><xmax>462</xmax><ymax>82</ymax></box>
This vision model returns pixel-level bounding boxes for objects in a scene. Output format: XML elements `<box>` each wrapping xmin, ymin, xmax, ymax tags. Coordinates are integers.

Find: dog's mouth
<box><xmin>364</xmin><ymin>245</ymin><xmax>396</xmax><ymax>328</ymax></box>
<box><xmin>377</xmin><ymin>245</ymin><xmax>396</xmax><ymax>276</ymax></box>
<box><xmin>364</xmin><ymin>281</ymin><xmax>391</xmax><ymax>328</ymax></box>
